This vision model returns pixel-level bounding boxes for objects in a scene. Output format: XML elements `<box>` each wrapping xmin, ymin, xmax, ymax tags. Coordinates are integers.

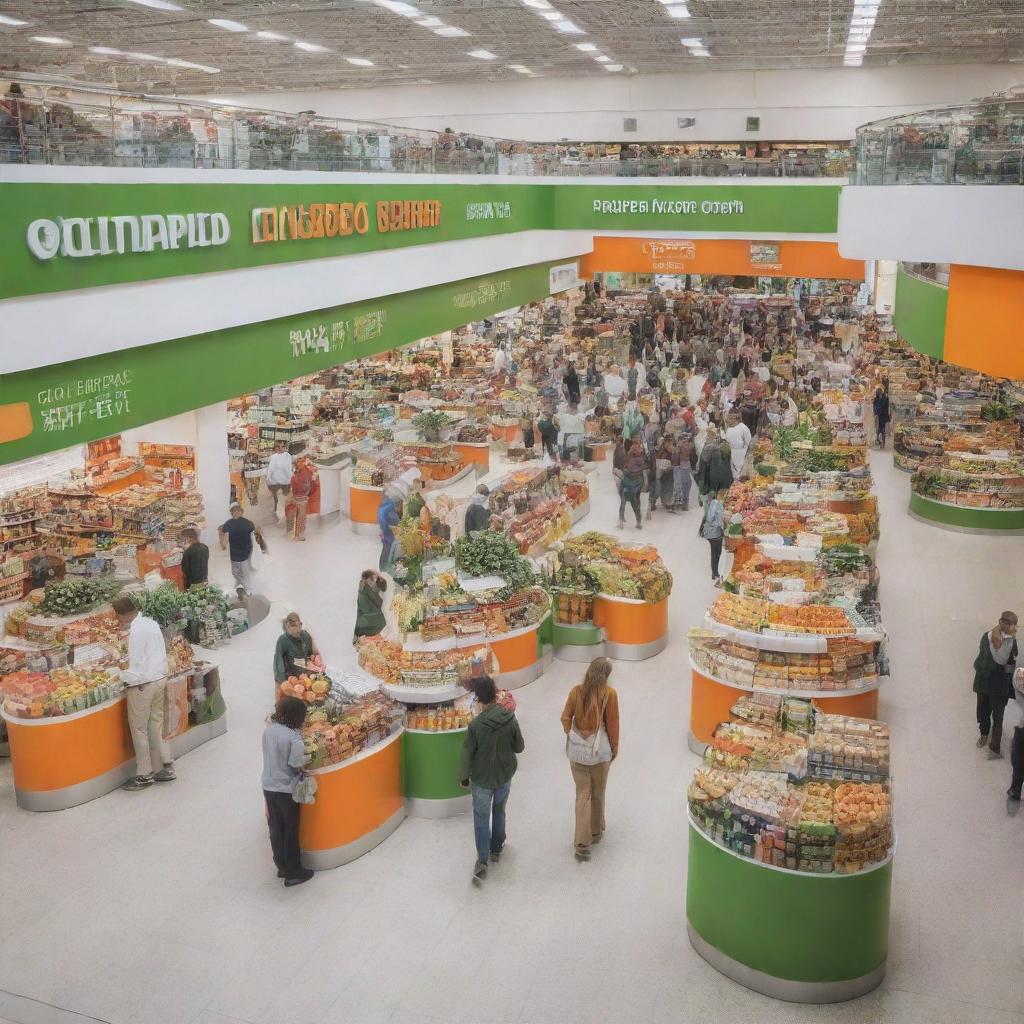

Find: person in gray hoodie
<box><xmin>459</xmin><ymin>675</ymin><xmax>525</xmax><ymax>884</ymax></box>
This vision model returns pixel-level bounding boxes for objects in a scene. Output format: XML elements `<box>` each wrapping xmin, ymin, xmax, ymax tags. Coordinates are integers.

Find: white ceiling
<box><xmin>0</xmin><ymin>0</ymin><xmax>1022</xmax><ymax>95</ymax></box>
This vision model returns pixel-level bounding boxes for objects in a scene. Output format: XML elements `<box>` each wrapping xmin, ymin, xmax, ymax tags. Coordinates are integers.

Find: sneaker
<box><xmin>490</xmin><ymin>850</ymin><xmax>502</xmax><ymax>863</ymax></box>
<box><xmin>977</xmin><ymin>735</ymin><xmax>990</xmax><ymax>748</ymax></box>
<box><xmin>574</xmin><ymin>846</ymin><xmax>591</xmax><ymax>862</ymax></box>
<box><xmin>277</xmin><ymin>869</ymin><xmax>286</xmax><ymax>879</ymax></box>
<box><xmin>473</xmin><ymin>860</ymin><xmax>488</xmax><ymax>884</ymax></box>
<box><xmin>284</xmin><ymin>869</ymin><xmax>314</xmax><ymax>887</ymax></box>
<box><xmin>122</xmin><ymin>775</ymin><xmax>153</xmax><ymax>791</ymax></box>
<box><xmin>988</xmin><ymin>748</ymin><xmax>1004</xmax><ymax>760</ymax></box>
<box><xmin>153</xmin><ymin>767</ymin><xmax>176</xmax><ymax>783</ymax></box>
<box><xmin>635</xmin><ymin>523</ymin><xmax>643</xmax><ymax>530</ymax></box>
<box><xmin>591</xmin><ymin>832</ymin><xmax>604</xmax><ymax>844</ymax></box>
<box><xmin>1008</xmin><ymin>791</ymin><xmax>1021</xmax><ymax>816</ymax></box>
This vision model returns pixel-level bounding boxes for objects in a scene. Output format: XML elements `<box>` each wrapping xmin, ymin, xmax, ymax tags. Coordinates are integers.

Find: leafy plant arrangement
<box><xmin>178</xmin><ymin>583</ymin><xmax>232</xmax><ymax>620</ymax></box>
<box><xmin>981</xmin><ymin>401</ymin><xmax>1012</xmax><ymax>422</ymax></box>
<box><xmin>130</xmin><ymin>583</ymin><xmax>185</xmax><ymax>626</ymax></box>
<box><xmin>453</xmin><ymin>530</ymin><xmax>535</xmax><ymax>599</ymax></box>
<box><xmin>39</xmin><ymin>576</ymin><xmax>122</xmax><ymax>617</ymax></box>
<box><xmin>411</xmin><ymin>410</ymin><xmax>452</xmax><ymax>442</ymax></box>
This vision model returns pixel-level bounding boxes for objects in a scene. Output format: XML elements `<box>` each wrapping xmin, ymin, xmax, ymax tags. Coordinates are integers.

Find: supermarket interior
<box><xmin>1</xmin><ymin>6</ymin><xmax>1024</xmax><ymax>1024</ymax></box>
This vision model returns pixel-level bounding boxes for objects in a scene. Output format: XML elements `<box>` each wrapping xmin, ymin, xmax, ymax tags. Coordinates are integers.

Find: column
<box><xmin>194</xmin><ymin>402</ymin><xmax>230</xmax><ymax>546</ymax></box>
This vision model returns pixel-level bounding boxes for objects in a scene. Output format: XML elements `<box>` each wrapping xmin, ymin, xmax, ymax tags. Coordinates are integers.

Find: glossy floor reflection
<box><xmin>1</xmin><ymin>451</ymin><xmax>1022</xmax><ymax>1024</ymax></box>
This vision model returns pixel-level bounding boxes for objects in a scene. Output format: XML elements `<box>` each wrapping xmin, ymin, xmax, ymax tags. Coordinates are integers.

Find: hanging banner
<box><xmin>0</xmin><ymin>258</ymin><xmax>569</xmax><ymax>464</ymax></box>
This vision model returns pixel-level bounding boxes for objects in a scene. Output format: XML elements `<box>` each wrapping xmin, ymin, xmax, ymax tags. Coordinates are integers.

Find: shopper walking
<box><xmin>618</xmin><ymin>440</ymin><xmax>646</xmax><ymax>530</ymax></box>
<box><xmin>261</xmin><ymin>695</ymin><xmax>314</xmax><ymax>887</ymax></box>
<box><xmin>537</xmin><ymin>407</ymin><xmax>559</xmax><ymax>463</ymax></box>
<box><xmin>459</xmin><ymin>675</ymin><xmax>525</xmax><ymax>884</ymax></box>
<box><xmin>265</xmin><ymin>440</ymin><xmax>294</xmax><ymax>519</ymax></box>
<box><xmin>179</xmin><ymin>528</ymin><xmax>209</xmax><ymax>589</ymax></box>
<box><xmin>872</xmin><ymin>386</ymin><xmax>891</xmax><ymax>448</ymax></box>
<box><xmin>695</xmin><ymin>427</ymin><xmax>733</xmax><ymax>503</ymax></box>
<box><xmin>627</xmin><ymin>356</ymin><xmax>639</xmax><ymax>401</ymax></box>
<box><xmin>563</xmin><ymin>360</ymin><xmax>581</xmax><ymax>406</ymax></box>
<box><xmin>699</xmin><ymin>488</ymin><xmax>727</xmax><ymax>582</ymax></box>
<box><xmin>273</xmin><ymin>612</ymin><xmax>320</xmax><ymax>684</ymax></box>
<box><xmin>972</xmin><ymin>611</ymin><xmax>1018</xmax><ymax>757</ymax></box>
<box><xmin>724</xmin><ymin>414</ymin><xmax>752</xmax><ymax>480</ymax></box>
<box><xmin>287</xmin><ymin>458</ymin><xmax>316</xmax><ymax>541</ymax></box>
<box><xmin>561</xmin><ymin>657</ymin><xmax>620</xmax><ymax>861</ymax></box>
<box><xmin>354</xmin><ymin>570</ymin><xmax>387</xmax><ymax>642</ymax></box>
<box><xmin>112</xmin><ymin>595</ymin><xmax>174</xmax><ymax>791</ymax></box>
<box><xmin>674</xmin><ymin>434</ymin><xmax>696</xmax><ymax>511</ymax></box>
<box><xmin>218</xmin><ymin>503</ymin><xmax>267</xmax><ymax>597</ymax></box>
<box><xmin>377</xmin><ymin>493</ymin><xmax>401</xmax><ymax>572</ymax></box>
<box><xmin>28</xmin><ymin>545</ymin><xmax>65</xmax><ymax>592</ymax></box>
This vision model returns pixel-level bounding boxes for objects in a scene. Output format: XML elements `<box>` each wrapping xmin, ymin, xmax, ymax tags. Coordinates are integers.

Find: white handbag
<box><xmin>566</xmin><ymin>696</ymin><xmax>612</xmax><ymax>766</ymax></box>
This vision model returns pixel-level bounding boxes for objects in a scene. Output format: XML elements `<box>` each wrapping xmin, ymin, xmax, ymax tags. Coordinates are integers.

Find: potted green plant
<box><xmin>412</xmin><ymin>410</ymin><xmax>451</xmax><ymax>443</ymax></box>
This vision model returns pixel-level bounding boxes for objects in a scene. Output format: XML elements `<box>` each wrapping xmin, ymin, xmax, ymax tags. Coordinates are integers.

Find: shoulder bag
<box><xmin>292</xmin><ymin>773</ymin><xmax>317</xmax><ymax>805</ymax></box>
<box><xmin>566</xmin><ymin>695</ymin><xmax>612</xmax><ymax>766</ymax></box>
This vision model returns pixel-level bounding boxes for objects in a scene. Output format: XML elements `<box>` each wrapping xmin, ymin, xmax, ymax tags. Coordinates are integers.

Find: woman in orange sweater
<box><xmin>560</xmin><ymin>657</ymin><xmax>620</xmax><ymax>861</ymax></box>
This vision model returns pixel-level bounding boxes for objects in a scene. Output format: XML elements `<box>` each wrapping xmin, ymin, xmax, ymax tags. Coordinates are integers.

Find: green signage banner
<box><xmin>0</xmin><ymin>181</ymin><xmax>841</xmax><ymax>300</ymax></box>
<box><xmin>553</xmin><ymin>184</ymin><xmax>841</xmax><ymax>234</ymax></box>
<box><xmin>0</xmin><ymin>259</ymin><xmax>560</xmax><ymax>464</ymax></box>
<box><xmin>0</xmin><ymin>181</ymin><xmax>552</xmax><ymax>299</ymax></box>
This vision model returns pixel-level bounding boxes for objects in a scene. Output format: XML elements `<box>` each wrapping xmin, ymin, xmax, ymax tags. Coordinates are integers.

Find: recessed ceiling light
<box><xmin>595</xmin><ymin>54</ymin><xmax>611</xmax><ymax>62</ymax></box>
<box><xmin>605</xmin><ymin>64</ymin><xmax>623</xmax><ymax>71</ymax></box>
<box><xmin>509</xmin><ymin>66</ymin><xmax>532</xmax><ymax>74</ymax></box>
<box><xmin>692</xmin><ymin>48</ymin><xmax>710</xmax><ymax>56</ymax></box>
<box><xmin>467</xmin><ymin>48</ymin><xmax>497</xmax><ymax>59</ymax></box>
<box><xmin>31</xmin><ymin>35</ymin><xmax>71</xmax><ymax>45</ymax></box>
<box><xmin>294</xmin><ymin>40</ymin><xmax>330</xmax><ymax>52</ymax></box>
<box><xmin>415</xmin><ymin>16</ymin><xmax>443</xmax><ymax>27</ymax></box>
<box><xmin>434</xmin><ymin>25</ymin><xmax>470</xmax><ymax>36</ymax></box>
<box><xmin>208</xmin><ymin>18</ymin><xmax>248</xmax><ymax>31</ymax></box>
<box><xmin>664</xmin><ymin>3</ymin><xmax>691</xmax><ymax>16</ymax></box>
<box><xmin>540</xmin><ymin>10</ymin><xmax>563</xmax><ymax>19</ymax></box>
<box><xmin>346</xmin><ymin>56</ymin><xmax>374</xmax><ymax>66</ymax></box>
<box><xmin>553</xmin><ymin>19</ymin><xmax>584</xmax><ymax>33</ymax></box>
<box><xmin>89</xmin><ymin>45</ymin><xmax>125</xmax><ymax>55</ymax></box>
<box><xmin>0</xmin><ymin>13</ymin><xmax>29</xmax><ymax>25</ymax></box>
<box><xmin>521</xmin><ymin>0</ymin><xmax>553</xmax><ymax>8</ymax></box>
<box><xmin>374</xmin><ymin>0</ymin><xmax>422</xmax><ymax>16</ymax></box>
<box><xmin>256</xmin><ymin>31</ymin><xmax>289</xmax><ymax>41</ymax></box>
<box><xmin>123</xmin><ymin>0</ymin><xmax>184</xmax><ymax>10</ymax></box>
<box><xmin>574</xmin><ymin>42</ymin><xmax>598</xmax><ymax>51</ymax></box>
<box><xmin>846</xmin><ymin>42</ymin><xmax>867</xmax><ymax>52</ymax></box>
<box><xmin>680</xmin><ymin>37</ymin><xmax>702</xmax><ymax>46</ymax></box>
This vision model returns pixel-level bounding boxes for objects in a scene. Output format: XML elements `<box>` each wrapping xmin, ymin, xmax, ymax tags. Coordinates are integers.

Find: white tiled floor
<box><xmin>1</xmin><ymin>451</ymin><xmax>1022</xmax><ymax>1024</ymax></box>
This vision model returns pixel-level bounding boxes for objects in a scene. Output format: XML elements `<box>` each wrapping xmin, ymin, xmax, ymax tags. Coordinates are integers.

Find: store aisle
<box><xmin>0</xmin><ymin>454</ymin><xmax>1022</xmax><ymax>1024</ymax></box>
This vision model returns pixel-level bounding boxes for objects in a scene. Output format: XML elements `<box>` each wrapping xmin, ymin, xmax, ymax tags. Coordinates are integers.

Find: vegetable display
<box><xmin>38</xmin><ymin>577</ymin><xmax>122</xmax><ymax>617</ymax></box>
<box><xmin>453</xmin><ymin>531</ymin><xmax>535</xmax><ymax>598</ymax></box>
<box><xmin>560</xmin><ymin>532</ymin><xmax>673</xmax><ymax>604</ymax></box>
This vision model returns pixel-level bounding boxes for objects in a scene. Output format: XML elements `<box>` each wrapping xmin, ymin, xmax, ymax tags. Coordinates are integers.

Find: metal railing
<box><xmin>855</xmin><ymin>98</ymin><xmax>1024</xmax><ymax>185</ymax></box>
<box><xmin>0</xmin><ymin>82</ymin><xmax>852</xmax><ymax>178</ymax></box>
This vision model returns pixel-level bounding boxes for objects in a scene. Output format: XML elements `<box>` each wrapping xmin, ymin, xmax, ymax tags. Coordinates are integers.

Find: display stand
<box><xmin>551</xmin><ymin>622</ymin><xmax>606</xmax><ymax>663</ymax></box>
<box><xmin>350</xmin><ymin>481</ymin><xmax>383</xmax><ymax>535</ymax></box>
<box><xmin>2</xmin><ymin>665</ymin><xmax>226</xmax><ymax>811</ymax></box>
<box><xmin>423</xmin><ymin>461</ymin><xmax>475</xmax><ymax>491</ymax></box>
<box><xmin>687</xmin><ymin>819</ymin><xmax>892</xmax><ymax>1003</ymax></box>
<box><xmin>490</xmin><ymin>618</ymin><xmax>546</xmax><ymax>689</ymax></box>
<box><xmin>570</xmin><ymin>498</ymin><xmax>591</xmax><ymax>525</ymax></box>
<box><xmin>491</xmin><ymin>422</ymin><xmax>520</xmax><ymax>445</ymax></box>
<box><xmin>312</xmin><ymin>463</ymin><xmax>344</xmax><ymax>518</ymax></box>
<box><xmin>454</xmin><ymin>442</ymin><xmax>490</xmax><ymax>475</ymax></box>
<box><xmin>688</xmin><ymin>665</ymin><xmax>880</xmax><ymax>754</ymax></box>
<box><xmin>299</xmin><ymin>729</ymin><xmax>405</xmax><ymax>870</ymax></box>
<box><xmin>593</xmin><ymin>594</ymin><xmax>668</xmax><ymax>661</ymax></box>
<box><xmin>380</xmin><ymin>680</ymin><xmax>471</xmax><ymax>817</ymax></box>
<box><xmin>909</xmin><ymin>492</ymin><xmax>1024</xmax><ymax>534</ymax></box>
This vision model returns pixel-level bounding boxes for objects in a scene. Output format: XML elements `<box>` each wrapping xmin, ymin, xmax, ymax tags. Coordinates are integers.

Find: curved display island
<box><xmin>910</xmin><ymin>454</ymin><xmax>1024</xmax><ymax>533</ymax></box>
<box><xmin>300</xmin><ymin>729</ymin><xmax>405</xmax><ymax>870</ymax></box>
<box><xmin>687</xmin><ymin>818</ymin><xmax>893</xmax><ymax>1003</ymax></box>
<box><xmin>593</xmin><ymin>594</ymin><xmax>668</xmax><ymax>661</ymax></box>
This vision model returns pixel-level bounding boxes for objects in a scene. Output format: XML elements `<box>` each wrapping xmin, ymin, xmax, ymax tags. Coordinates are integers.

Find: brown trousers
<box><xmin>570</xmin><ymin>760</ymin><xmax>611</xmax><ymax>849</ymax></box>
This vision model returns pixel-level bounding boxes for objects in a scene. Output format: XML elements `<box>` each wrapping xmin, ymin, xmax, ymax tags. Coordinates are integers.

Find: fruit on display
<box><xmin>1</xmin><ymin>666</ymin><xmax>122</xmax><ymax>718</ymax></box>
<box><xmin>278</xmin><ymin>673</ymin><xmax>331</xmax><ymax>704</ymax></box>
<box><xmin>560</xmin><ymin>533</ymin><xmax>672</xmax><ymax>603</ymax></box>
<box><xmin>356</xmin><ymin>635</ymin><xmax>493</xmax><ymax>688</ymax></box>
<box><xmin>301</xmin><ymin>690</ymin><xmax>404</xmax><ymax>770</ymax></box>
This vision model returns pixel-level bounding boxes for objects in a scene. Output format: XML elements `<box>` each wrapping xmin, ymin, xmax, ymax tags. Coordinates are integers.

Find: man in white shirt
<box><xmin>112</xmin><ymin>595</ymin><xmax>173</xmax><ymax>791</ymax></box>
<box><xmin>265</xmin><ymin>440</ymin><xmax>294</xmax><ymax>518</ymax></box>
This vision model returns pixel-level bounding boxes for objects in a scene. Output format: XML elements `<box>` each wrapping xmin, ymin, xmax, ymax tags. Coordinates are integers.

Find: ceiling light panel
<box><xmin>208</xmin><ymin>19</ymin><xmax>248</xmax><ymax>32</ymax></box>
<box><xmin>256</xmin><ymin>31</ymin><xmax>289</xmax><ymax>41</ymax></box>
<box><xmin>467</xmin><ymin>48</ymin><xmax>497</xmax><ymax>59</ymax></box>
<box><xmin>345</xmin><ymin>56</ymin><xmax>374</xmax><ymax>66</ymax></box>
<box><xmin>31</xmin><ymin>36</ymin><xmax>71</xmax><ymax>45</ymax></box>
<box><xmin>574</xmin><ymin>42</ymin><xmax>598</xmax><ymax>51</ymax></box>
<box><xmin>0</xmin><ymin>13</ymin><xmax>28</xmax><ymax>25</ymax></box>
<box><xmin>433</xmin><ymin>25</ymin><xmax>470</xmax><ymax>37</ymax></box>
<box><xmin>293</xmin><ymin>41</ymin><xmax>330</xmax><ymax>51</ymax></box>
<box><xmin>122</xmin><ymin>0</ymin><xmax>184</xmax><ymax>10</ymax></box>
<box><xmin>664</xmin><ymin>4</ymin><xmax>691</xmax><ymax>17</ymax></box>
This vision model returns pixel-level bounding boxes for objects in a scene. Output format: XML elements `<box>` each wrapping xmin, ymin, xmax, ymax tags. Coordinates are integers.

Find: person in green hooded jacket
<box><xmin>353</xmin><ymin>570</ymin><xmax>387</xmax><ymax>643</ymax></box>
<box><xmin>460</xmin><ymin>675</ymin><xmax>525</xmax><ymax>884</ymax></box>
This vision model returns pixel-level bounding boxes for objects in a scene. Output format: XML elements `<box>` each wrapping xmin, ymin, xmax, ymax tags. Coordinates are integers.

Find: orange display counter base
<box><xmin>454</xmin><ymin>442</ymin><xmax>490</xmax><ymax>471</ymax></box>
<box><xmin>491</xmin><ymin>424</ymin><xmax>520</xmax><ymax>444</ymax></box>
<box><xmin>300</xmin><ymin>730</ymin><xmax>405</xmax><ymax>870</ymax></box>
<box><xmin>688</xmin><ymin>668</ymin><xmax>880</xmax><ymax>750</ymax></box>
<box><xmin>490</xmin><ymin>624</ymin><xmax>544</xmax><ymax>689</ymax></box>
<box><xmin>350</xmin><ymin>484</ymin><xmax>383</xmax><ymax>525</ymax></box>
<box><xmin>593</xmin><ymin>595</ymin><xmax>668</xmax><ymax>661</ymax></box>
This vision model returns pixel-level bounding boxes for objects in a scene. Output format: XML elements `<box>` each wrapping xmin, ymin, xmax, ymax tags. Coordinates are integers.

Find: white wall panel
<box><xmin>839</xmin><ymin>186</ymin><xmax>1024</xmax><ymax>272</ymax></box>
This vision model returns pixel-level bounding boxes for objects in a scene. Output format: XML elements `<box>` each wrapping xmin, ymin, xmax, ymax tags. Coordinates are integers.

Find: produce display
<box><xmin>38</xmin><ymin>577</ymin><xmax>122</xmax><ymax>617</ymax></box>
<box><xmin>356</xmin><ymin>635</ymin><xmax>493</xmax><ymax>688</ymax></box>
<box><xmin>688</xmin><ymin>696</ymin><xmax>893</xmax><ymax>874</ymax></box>
<box><xmin>912</xmin><ymin>454</ymin><xmax>1024</xmax><ymax>510</ymax></box>
<box><xmin>1</xmin><ymin>666</ymin><xmax>123</xmax><ymax>718</ymax></box>
<box><xmin>406</xmin><ymin>701</ymin><xmax>474</xmax><ymax>732</ymax></box>
<box><xmin>301</xmin><ymin>689</ymin><xmax>404</xmax><ymax>771</ymax></box>
<box><xmin>560</xmin><ymin>532</ymin><xmax>673</xmax><ymax>603</ymax></box>
<box><xmin>453</xmin><ymin>531</ymin><xmax>536</xmax><ymax>598</ymax></box>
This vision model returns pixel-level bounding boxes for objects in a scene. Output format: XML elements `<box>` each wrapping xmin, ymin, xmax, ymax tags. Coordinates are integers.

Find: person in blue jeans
<box><xmin>459</xmin><ymin>675</ymin><xmax>525</xmax><ymax>884</ymax></box>
<box><xmin>376</xmin><ymin>493</ymin><xmax>401</xmax><ymax>573</ymax></box>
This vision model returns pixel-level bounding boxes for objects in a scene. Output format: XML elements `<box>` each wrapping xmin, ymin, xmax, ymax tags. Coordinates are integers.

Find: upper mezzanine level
<box><xmin>0</xmin><ymin>80</ymin><xmax>852</xmax><ymax>179</ymax></box>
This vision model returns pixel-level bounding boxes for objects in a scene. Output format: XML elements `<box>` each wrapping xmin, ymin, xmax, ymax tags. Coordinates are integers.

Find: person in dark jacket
<box><xmin>872</xmin><ymin>387</ymin><xmax>891</xmax><ymax>448</ymax></box>
<box><xmin>464</xmin><ymin>484</ymin><xmax>491</xmax><ymax>534</ymax></box>
<box><xmin>563</xmin><ymin>361</ymin><xmax>581</xmax><ymax>406</ymax></box>
<box><xmin>273</xmin><ymin>612</ymin><xmax>320</xmax><ymax>684</ymax></box>
<box><xmin>28</xmin><ymin>545</ymin><xmax>65</xmax><ymax>591</ymax></box>
<box><xmin>973</xmin><ymin>611</ymin><xmax>1018</xmax><ymax>757</ymax></box>
<box><xmin>695</xmin><ymin>427</ymin><xmax>733</xmax><ymax>502</ymax></box>
<box><xmin>460</xmin><ymin>675</ymin><xmax>525</xmax><ymax>883</ymax></box>
<box><xmin>179</xmin><ymin>529</ymin><xmax>209</xmax><ymax>589</ymax></box>
<box><xmin>353</xmin><ymin>570</ymin><xmax>387</xmax><ymax>642</ymax></box>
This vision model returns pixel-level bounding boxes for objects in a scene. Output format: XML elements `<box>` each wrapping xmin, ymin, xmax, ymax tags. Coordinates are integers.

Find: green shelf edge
<box><xmin>909</xmin><ymin>491</ymin><xmax>1024</xmax><ymax>531</ymax></box>
<box><xmin>402</xmin><ymin>728</ymin><xmax>466</xmax><ymax>800</ymax></box>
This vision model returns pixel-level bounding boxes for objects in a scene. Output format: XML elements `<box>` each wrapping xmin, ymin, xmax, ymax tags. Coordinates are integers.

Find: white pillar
<box><xmin>873</xmin><ymin>260</ymin><xmax>898</xmax><ymax>315</ymax></box>
<box><xmin>194</xmin><ymin>402</ymin><xmax>230</xmax><ymax>546</ymax></box>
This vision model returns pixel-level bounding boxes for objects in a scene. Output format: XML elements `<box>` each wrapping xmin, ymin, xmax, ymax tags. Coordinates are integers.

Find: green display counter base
<box><xmin>687</xmin><ymin>923</ymin><xmax>886</xmax><ymax>1004</ymax></box>
<box><xmin>405</xmin><ymin>794</ymin><xmax>471</xmax><ymax>818</ymax></box>
<box><xmin>402</xmin><ymin>729</ymin><xmax>467</xmax><ymax>802</ymax></box>
<box><xmin>552</xmin><ymin>622</ymin><xmax>606</xmax><ymax>663</ymax></box>
<box><xmin>686</xmin><ymin>821</ymin><xmax>891</xmax><ymax>1003</ymax></box>
<box><xmin>909</xmin><ymin>492</ymin><xmax>1024</xmax><ymax>534</ymax></box>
